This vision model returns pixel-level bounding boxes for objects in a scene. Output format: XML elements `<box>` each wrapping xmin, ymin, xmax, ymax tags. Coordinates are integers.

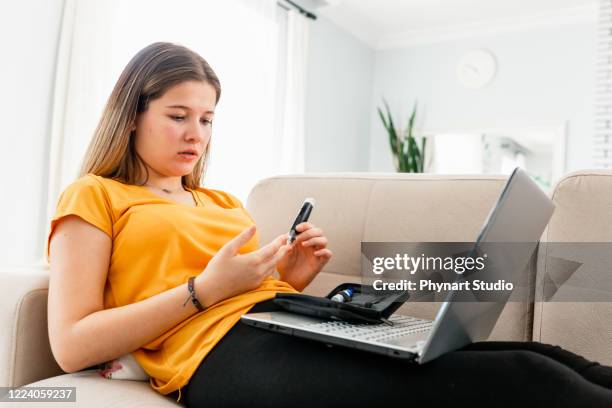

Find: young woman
<box><xmin>47</xmin><ymin>42</ymin><xmax>612</xmax><ymax>408</ymax></box>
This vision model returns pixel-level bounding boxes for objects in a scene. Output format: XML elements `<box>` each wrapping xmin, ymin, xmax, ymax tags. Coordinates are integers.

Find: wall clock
<box><xmin>456</xmin><ymin>49</ymin><xmax>497</xmax><ymax>89</ymax></box>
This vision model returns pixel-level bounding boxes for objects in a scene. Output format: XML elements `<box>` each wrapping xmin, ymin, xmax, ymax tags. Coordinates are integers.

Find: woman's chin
<box><xmin>168</xmin><ymin>163</ymin><xmax>196</xmax><ymax>176</ymax></box>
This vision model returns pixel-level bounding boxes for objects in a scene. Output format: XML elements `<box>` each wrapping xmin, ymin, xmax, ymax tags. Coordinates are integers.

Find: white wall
<box><xmin>3</xmin><ymin>3</ymin><xmax>596</xmax><ymax>266</ymax></box>
<box><xmin>368</xmin><ymin>23</ymin><xmax>596</xmax><ymax>173</ymax></box>
<box><xmin>0</xmin><ymin>0</ymin><xmax>64</xmax><ymax>266</ymax></box>
<box><xmin>304</xmin><ymin>15</ymin><xmax>373</xmax><ymax>171</ymax></box>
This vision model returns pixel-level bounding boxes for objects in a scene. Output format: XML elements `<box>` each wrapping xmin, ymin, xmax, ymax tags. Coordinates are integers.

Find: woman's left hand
<box><xmin>276</xmin><ymin>222</ymin><xmax>333</xmax><ymax>291</ymax></box>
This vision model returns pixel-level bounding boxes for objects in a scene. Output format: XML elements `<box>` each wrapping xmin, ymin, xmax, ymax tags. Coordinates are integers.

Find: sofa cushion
<box><xmin>534</xmin><ymin>170</ymin><xmax>612</xmax><ymax>365</ymax></box>
<box><xmin>247</xmin><ymin>173</ymin><xmax>533</xmax><ymax>341</ymax></box>
<box><xmin>23</xmin><ymin>370</ymin><xmax>178</xmax><ymax>407</ymax></box>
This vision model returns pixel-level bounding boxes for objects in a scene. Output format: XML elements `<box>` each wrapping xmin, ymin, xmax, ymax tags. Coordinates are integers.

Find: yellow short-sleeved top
<box><xmin>46</xmin><ymin>174</ymin><xmax>298</xmax><ymax>396</ymax></box>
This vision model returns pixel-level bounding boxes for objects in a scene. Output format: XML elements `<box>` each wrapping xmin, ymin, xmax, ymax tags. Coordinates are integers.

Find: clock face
<box><xmin>456</xmin><ymin>49</ymin><xmax>497</xmax><ymax>89</ymax></box>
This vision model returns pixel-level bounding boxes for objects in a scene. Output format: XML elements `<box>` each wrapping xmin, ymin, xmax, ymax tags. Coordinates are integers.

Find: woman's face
<box><xmin>133</xmin><ymin>80</ymin><xmax>216</xmax><ymax>179</ymax></box>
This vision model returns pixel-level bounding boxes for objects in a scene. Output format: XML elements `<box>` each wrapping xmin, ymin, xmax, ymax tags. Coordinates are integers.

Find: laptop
<box><xmin>241</xmin><ymin>168</ymin><xmax>555</xmax><ymax>364</ymax></box>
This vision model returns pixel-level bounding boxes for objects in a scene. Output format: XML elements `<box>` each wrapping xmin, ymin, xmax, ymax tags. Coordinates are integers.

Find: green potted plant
<box><xmin>377</xmin><ymin>99</ymin><xmax>426</xmax><ymax>173</ymax></box>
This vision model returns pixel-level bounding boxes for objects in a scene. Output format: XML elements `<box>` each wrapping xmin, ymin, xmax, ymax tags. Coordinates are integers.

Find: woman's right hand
<box><xmin>194</xmin><ymin>225</ymin><xmax>290</xmax><ymax>307</ymax></box>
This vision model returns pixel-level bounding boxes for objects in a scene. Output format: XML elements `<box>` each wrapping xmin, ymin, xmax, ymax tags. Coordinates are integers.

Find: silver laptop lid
<box><xmin>418</xmin><ymin>168</ymin><xmax>555</xmax><ymax>363</ymax></box>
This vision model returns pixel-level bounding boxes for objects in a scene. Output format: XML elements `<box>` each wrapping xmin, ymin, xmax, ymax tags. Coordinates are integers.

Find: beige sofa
<box><xmin>2</xmin><ymin>171</ymin><xmax>611</xmax><ymax>406</ymax></box>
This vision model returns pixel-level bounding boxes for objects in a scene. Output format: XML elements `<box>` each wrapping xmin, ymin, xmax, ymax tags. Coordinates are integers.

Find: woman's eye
<box><xmin>170</xmin><ymin>115</ymin><xmax>185</xmax><ymax>122</ymax></box>
<box><xmin>201</xmin><ymin>119</ymin><xmax>213</xmax><ymax>126</ymax></box>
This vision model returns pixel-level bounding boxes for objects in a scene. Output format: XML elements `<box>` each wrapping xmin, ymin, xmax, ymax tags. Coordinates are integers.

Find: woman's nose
<box><xmin>185</xmin><ymin>120</ymin><xmax>208</xmax><ymax>143</ymax></box>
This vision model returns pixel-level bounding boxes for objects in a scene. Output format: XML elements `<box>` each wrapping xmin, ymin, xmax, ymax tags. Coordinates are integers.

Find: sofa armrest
<box><xmin>0</xmin><ymin>266</ymin><xmax>63</xmax><ymax>387</ymax></box>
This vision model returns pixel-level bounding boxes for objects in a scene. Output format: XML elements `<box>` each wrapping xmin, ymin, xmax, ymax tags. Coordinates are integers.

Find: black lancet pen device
<box><xmin>288</xmin><ymin>198</ymin><xmax>316</xmax><ymax>244</ymax></box>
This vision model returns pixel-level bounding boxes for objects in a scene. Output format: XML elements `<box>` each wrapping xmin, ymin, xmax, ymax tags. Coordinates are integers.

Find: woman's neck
<box><xmin>145</xmin><ymin>175</ymin><xmax>184</xmax><ymax>193</ymax></box>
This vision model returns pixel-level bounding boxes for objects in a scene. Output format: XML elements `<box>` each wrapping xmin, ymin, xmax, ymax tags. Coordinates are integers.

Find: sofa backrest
<box><xmin>246</xmin><ymin>173</ymin><xmax>534</xmax><ymax>341</ymax></box>
<box><xmin>0</xmin><ymin>267</ymin><xmax>63</xmax><ymax>387</ymax></box>
<box><xmin>1</xmin><ymin>173</ymin><xmax>554</xmax><ymax>388</ymax></box>
<box><xmin>533</xmin><ymin>170</ymin><xmax>612</xmax><ymax>365</ymax></box>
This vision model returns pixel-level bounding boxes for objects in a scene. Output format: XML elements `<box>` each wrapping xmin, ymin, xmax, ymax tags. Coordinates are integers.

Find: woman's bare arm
<box><xmin>48</xmin><ymin>215</ymin><xmax>207</xmax><ymax>373</ymax></box>
<box><xmin>49</xmin><ymin>215</ymin><xmax>290</xmax><ymax>374</ymax></box>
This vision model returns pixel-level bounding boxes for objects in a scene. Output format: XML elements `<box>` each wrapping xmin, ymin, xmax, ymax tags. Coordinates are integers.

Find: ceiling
<box><xmin>300</xmin><ymin>0</ymin><xmax>598</xmax><ymax>49</ymax></box>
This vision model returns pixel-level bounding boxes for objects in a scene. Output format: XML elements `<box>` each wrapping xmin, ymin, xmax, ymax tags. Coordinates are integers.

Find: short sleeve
<box><xmin>46</xmin><ymin>174</ymin><xmax>113</xmax><ymax>261</ymax></box>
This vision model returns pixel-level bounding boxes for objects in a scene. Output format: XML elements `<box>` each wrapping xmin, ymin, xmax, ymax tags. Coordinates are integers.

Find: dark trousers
<box><xmin>181</xmin><ymin>300</ymin><xmax>612</xmax><ymax>408</ymax></box>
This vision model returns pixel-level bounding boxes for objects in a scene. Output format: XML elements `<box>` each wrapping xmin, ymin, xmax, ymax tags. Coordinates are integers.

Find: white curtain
<box><xmin>278</xmin><ymin>9</ymin><xmax>309</xmax><ymax>174</ymax></box>
<box><xmin>45</xmin><ymin>0</ymin><xmax>310</xmax><ymax>248</ymax></box>
<box><xmin>46</xmin><ymin>0</ymin><xmax>118</xmax><ymax>238</ymax></box>
<box><xmin>595</xmin><ymin>0</ymin><xmax>612</xmax><ymax>168</ymax></box>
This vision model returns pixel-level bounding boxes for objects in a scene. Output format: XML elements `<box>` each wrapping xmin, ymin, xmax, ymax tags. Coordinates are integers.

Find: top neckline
<box><xmin>138</xmin><ymin>185</ymin><xmax>203</xmax><ymax>208</ymax></box>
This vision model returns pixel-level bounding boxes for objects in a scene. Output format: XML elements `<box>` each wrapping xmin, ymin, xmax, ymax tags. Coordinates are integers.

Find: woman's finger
<box><xmin>301</xmin><ymin>237</ymin><xmax>328</xmax><ymax>248</ymax></box>
<box><xmin>293</xmin><ymin>227</ymin><xmax>323</xmax><ymax>244</ymax></box>
<box><xmin>295</xmin><ymin>222</ymin><xmax>314</xmax><ymax>232</ymax></box>
<box><xmin>255</xmin><ymin>233</ymin><xmax>288</xmax><ymax>261</ymax></box>
<box><xmin>314</xmin><ymin>248</ymin><xmax>333</xmax><ymax>258</ymax></box>
<box><xmin>262</xmin><ymin>243</ymin><xmax>291</xmax><ymax>271</ymax></box>
<box><xmin>220</xmin><ymin>225</ymin><xmax>257</xmax><ymax>256</ymax></box>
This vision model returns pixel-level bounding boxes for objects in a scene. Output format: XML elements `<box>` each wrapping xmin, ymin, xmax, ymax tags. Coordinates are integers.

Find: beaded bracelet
<box><xmin>182</xmin><ymin>276</ymin><xmax>205</xmax><ymax>312</ymax></box>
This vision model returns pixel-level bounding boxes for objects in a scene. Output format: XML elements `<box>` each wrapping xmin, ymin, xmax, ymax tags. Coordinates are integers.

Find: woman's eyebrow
<box><xmin>165</xmin><ymin>104</ymin><xmax>214</xmax><ymax>114</ymax></box>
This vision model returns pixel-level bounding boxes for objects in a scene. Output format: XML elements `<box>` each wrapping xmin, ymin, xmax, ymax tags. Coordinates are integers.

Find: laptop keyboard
<box><xmin>303</xmin><ymin>315</ymin><xmax>433</xmax><ymax>343</ymax></box>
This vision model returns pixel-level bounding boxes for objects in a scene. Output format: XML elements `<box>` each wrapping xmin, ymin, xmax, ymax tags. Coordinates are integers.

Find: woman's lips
<box><xmin>178</xmin><ymin>152</ymin><xmax>198</xmax><ymax>161</ymax></box>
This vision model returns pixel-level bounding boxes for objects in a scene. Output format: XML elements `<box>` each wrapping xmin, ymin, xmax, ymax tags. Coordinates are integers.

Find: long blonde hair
<box><xmin>80</xmin><ymin>42</ymin><xmax>221</xmax><ymax>189</ymax></box>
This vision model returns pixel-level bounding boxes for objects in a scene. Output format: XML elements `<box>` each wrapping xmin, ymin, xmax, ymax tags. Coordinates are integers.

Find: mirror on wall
<box><xmin>425</xmin><ymin>124</ymin><xmax>566</xmax><ymax>191</ymax></box>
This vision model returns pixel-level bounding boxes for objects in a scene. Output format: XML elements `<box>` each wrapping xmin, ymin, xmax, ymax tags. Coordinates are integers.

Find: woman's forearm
<box><xmin>58</xmin><ymin>281</ymin><xmax>201</xmax><ymax>373</ymax></box>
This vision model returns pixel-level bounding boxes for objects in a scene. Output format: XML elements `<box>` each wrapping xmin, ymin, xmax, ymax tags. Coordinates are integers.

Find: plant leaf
<box><xmin>379</xmin><ymin>98</ymin><xmax>400</xmax><ymax>158</ymax></box>
<box><xmin>408</xmin><ymin>102</ymin><xmax>417</xmax><ymax>137</ymax></box>
<box><xmin>384</xmin><ymin>99</ymin><xmax>399</xmax><ymax>147</ymax></box>
<box><xmin>404</xmin><ymin>101</ymin><xmax>421</xmax><ymax>172</ymax></box>
<box><xmin>401</xmin><ymin>139</ymin><xmax>409</xmax><ymax>172</ymax></box>
<box><xmin>377</xmin><ymin>108</ymin><xmax>388</xmax><ymax>132</ymax></box>
<box><xmin>420</xmin><ymin>137</ymin><xmax>427</xmax><ymax>172</ymax></box>
<box><xmin>410</xmin><ymin>137</ymin><xmax>418</xmax><ymax>173</ymax></box>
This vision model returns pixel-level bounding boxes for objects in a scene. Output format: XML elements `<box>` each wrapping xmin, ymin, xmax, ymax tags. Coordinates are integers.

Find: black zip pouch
<box><xmin>273</xmin><ymin>283</ymin><xmax>409</xmax><ymax>325</ymax></box>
